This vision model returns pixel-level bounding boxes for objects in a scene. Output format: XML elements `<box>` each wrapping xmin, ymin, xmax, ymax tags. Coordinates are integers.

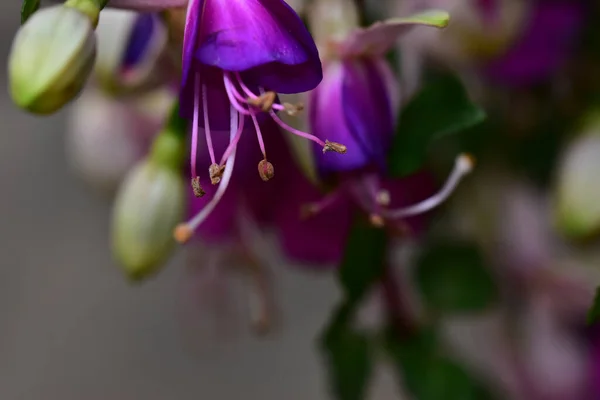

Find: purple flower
<box><xmin>308</xmin><ymin>10</ymin><xmax>448</xmax><ymax>175</ymax></box>
<box><xmin>483</xmin><ymin>0</ymin><xmax>586</xmax><ymax>86</ymax></box>
<box><xmin>172</xmin><ymin>0</ymin><xmax>360</xmax><ymax>242</ymax></box>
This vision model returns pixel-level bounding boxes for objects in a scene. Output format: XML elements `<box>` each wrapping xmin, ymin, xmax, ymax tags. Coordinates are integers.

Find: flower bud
<box><xmin>111</xmin><ymin>159</ymin><xmax>185</xmax><ymax>281</ymax></box>
<box><xmin>554</xmin><ymin>128</ymin><xmax>600</xmax><ymax>239</ymax></box>
<box><xmin>9</xmin><ymin>5</ymin><xmax>96</xmax><ymax>114</ymax></box>
<box><xmin>95</xmin><ymin>10</ymin><xmax>171</xmax><ymax>95</ymax></box>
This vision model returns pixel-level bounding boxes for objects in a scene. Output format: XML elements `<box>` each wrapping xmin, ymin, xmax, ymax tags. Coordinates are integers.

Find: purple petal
<box><xmin>484</xmin><ymin>0</ymin><xmax>585</xmax><ymax>85</ymax></box>
<box><xmin>184</xmin><ymin>0</ymin><xmax>322</xmax><ymax>93</ymax></box>
<box><xmin>121</xmin><ymin>13</ymin><xmax>158</xmax><ymax>71</ymax></box>
<box><xmin>310</xmin><ymin>59</ymin><xmax>396</xmax><ymax>174</ymax></box>
<box><xmin>275</xmin><ymin>173</ymin><xmax>353</xmax><ymax>266</ymax></box>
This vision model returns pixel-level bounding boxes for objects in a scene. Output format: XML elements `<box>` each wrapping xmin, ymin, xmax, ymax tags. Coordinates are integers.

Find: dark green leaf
<box><xmin>415</xmin><ymin>241</ymin><xmax>497</xmax><ymax>314</ymax></box>
<box><xmin>21</xmin><ymin>0</ymin><xmax>40</xmax><ymax>24</ymax></box>
<box><xmin>320</xmin><ymin>303</ymin><xmax>373</xmax><ymax>400</ymax></box>
<box><xmin>388</xmin><ymin>73</ymin><xmax>486</xmax><ymax>177</ymax></box>
<box><xmin>587</xmin><ymin>287</ymin><xmax>600</xmax><ymax>325</ymax></box>
<box><xmin>338</xmin><ymin>222</ymin><xmax>387</xmax><ymax>304</ymax></box>
<box><xmin>385</xmin><ymin>328</ymin><xmax>495</xmax><ymax>400</ymax></box>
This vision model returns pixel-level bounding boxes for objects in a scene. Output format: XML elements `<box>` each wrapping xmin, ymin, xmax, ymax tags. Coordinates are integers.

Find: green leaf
<box><xmin>385</xmin><ymin>328</ymin><xmax>495</xmax><ymax>400</ymax></box>
<box><xmin>587</xmin><ymin>287</ymin><xmax>600</xmax><ymax>325</ymax></box>
<box><xmin>388</xmin><ymin>73</ymin><xmax>486</xmax><ymax>177</ymax></box>
<box><xmin>415</xmin><ymin>241</ymin><xmax>498</xmax><ymax>314</ymax></box>
<box><xmin>21</xmin><ymin>0</ymin><xmax>40</xmax><ymax>24</ymax></box>
<box><xmin>337</xmin><ymin>222</ymin><xmax>387</xmax><ymax>304</ymax></box>
<box><xmin>320</xmin><ymin>303</ymin><xmax>373</xmax><ymax>400</ymax></box>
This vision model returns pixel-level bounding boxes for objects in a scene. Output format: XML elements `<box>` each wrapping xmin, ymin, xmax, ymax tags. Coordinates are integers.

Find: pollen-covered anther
<box><xmin>458</xmin><ymin>153</ymin><xmax>476</xmax><ymax>174</ymax></box>
<box><xmin>209</xmin><ymin>163</ymin><xmax>225</xmax><ymax>185</ymax></box>
<box><xmin>258</xmin><ymin>159</ymin><xmax>275</xmax><ymax>181</ymax></box>
<box><xmin>323</xmin><ymin>140</ymin><xmax>347</xmax><ymax>154</ymax></box>
<box><xmin>247</xmin><ymin>91</ymin><xmax>276</xmax><ymax>112</ymax></box>
<box><xmin>191</xmin><ymin>176</ymin><xmax>205</xmax><ymax>197</ymax></box>
<box><xmin>376</xmin><ymin>190</ymin><xmax>391</xmax><ymax>206</ymax></box>
<box><xmin>300</xmin><ymin>203</ymin><xmax>319</xmax><ymax>219</ymax></box>
<box><xmin>173</xmin><ymin>223</ymin><xmax>193</xmax><ymax>244</ymax></box>
<box><xmin>283</xmin><ymin>102</ymin><xmax>304</xmax><ymax>116</ymax></box>
<box><xmin>369</xmin><ymin>214</ymin><xmax>385</xmax><ymax>227</ymax></box>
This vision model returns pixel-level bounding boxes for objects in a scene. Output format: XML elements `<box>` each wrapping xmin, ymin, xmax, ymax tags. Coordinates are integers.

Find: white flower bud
<box><xmin>9</xmin><ymin>5</ymin><xmax>96</xmax><ymax>114</ymax></box>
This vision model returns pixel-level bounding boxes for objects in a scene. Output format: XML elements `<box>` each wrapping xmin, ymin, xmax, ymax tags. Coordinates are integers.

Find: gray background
<box><xmin>0</xmin><ymin>3</ymin><xmax>390</xmax><ymax>399</ymax></box>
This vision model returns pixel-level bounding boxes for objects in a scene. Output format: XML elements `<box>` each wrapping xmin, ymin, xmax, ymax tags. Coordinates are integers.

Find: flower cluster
<box><xmin>10</xmin><ymin>0</ymin><xmax>600</xmax><ymax>398</ymax></box>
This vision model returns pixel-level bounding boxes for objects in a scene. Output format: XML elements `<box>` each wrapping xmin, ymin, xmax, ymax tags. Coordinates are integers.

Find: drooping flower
<box><xmin>300</xmin><ymin>2</ymin><xmax>471</xmax><ymax>230</ymax></box>
<box><xmin>172</xmin><ymin>0</ymin><xmax>351</xmax><ymax>243</ymax></box>
<box><xmin>482</xmin><ymin>0</ymin><xmax>586</xmax><ymax>86</ymax></box>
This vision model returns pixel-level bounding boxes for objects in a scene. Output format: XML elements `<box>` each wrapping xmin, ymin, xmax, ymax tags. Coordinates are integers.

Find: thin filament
<box><xmin>219</xmin><ymin>115</ymin><xmax>245</xmax><ymax>166</ymax></box>
<box><xmin>383</xmin><ymin>154</ymin><xmax>474</xmax><ymax>219</ymax></box>
<box><xmin>269</xmin><ymin>111</ymin><xmax>327</xmax><ymax>147</ymax></box>
<box><xmin>202</xmin><ymin>83</ymin><xmax>216</xmax><ymax>165</ymax></box>
<box><xmin>251</xmin><ymin>113</ymin><xmax>267</xmax><ymax>159</ymax></box>
<box><xmin>190</xmin><ymin>72</ymin><xmax>201</xmax><ymax>178</ymax></box>
<box><xmin>187</xmin><ymin>107</ymin><xmax>240</xmax><ymax>231</ymax></box>
<box><xmin>223</xmin><ymin>75</ymin><xmax>252</xmax><ymax>116</ymax></box>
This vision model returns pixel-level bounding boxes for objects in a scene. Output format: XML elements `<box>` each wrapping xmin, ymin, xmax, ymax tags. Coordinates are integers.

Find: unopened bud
<box><xmin>9</xmin><ymin>5</ymin><xmax>96</xmax><ymax>114</ymax></box>
<box><xmin>323</xmin><ymin>140</ymin><xmax>347</xmax><ymax>154</ymax></box>
<box><xmin>258</xmin><ymin>159</ymin><xmax>275</xmax><ymax>181</ymax></box>
<box><xmin>209</xmin><ymin>163</ymin><xmax>225</xmax><ymax>185</ymax></box>
<box><xmin>247</xmin><ymin>91</ymin><xmax>276</xmax><ymax>112</ymax></box>
<box><xmin>111</xmin><ymin>160</ymin><xmax>185</xmax><ymax>281</ymax></box>
<box><xmin>554</xmin><ymin>131</ymin><xmax>600</xmax><ymax>239</ymax></box>
<box><xmin>191</xmin><ymin>176</ymin><xmax>205</xmax><ymax>197</ymax></box>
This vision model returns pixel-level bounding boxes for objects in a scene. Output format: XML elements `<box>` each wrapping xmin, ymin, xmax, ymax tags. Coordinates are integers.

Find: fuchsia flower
<box><xmin>303</xmin><ymin>8</ymin><xmax>474</xmax><ymax>231</ymax></box>
<box><xmin>172</xmin><ymin>0</ymin><xmax>355</xmax><ymax>243</ymax></box>
<box><xmin>483</xmin><ymin>0</ymin><xmax>586</xmax><ymax>86</ymax></box>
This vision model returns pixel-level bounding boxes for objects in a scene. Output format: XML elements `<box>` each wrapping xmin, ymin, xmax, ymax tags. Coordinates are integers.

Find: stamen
<box><xmin>247</xmin><ymin>91</ymin><xmax>276</xmax><ymax>112</ymax></box>
<box><xmin>223</xmin><ymin>75</ymin><xmax>252</xmax><ymax>116</ymax></box>
<box><xmin>251</xmin><ymin>113</ymin><xmax>267</xmax><ymax>159</ymax></box>
<box><xmin>269</xmin><ymin>110</ymin><xmax>328</xmax><ymax>148</ymax></box>
<box><xmin>369</xmin><ymin>214</ymin><xmax>385</xmax><ymax>227</ymax></box>
<box><xmin>376</xmin><ymin>190</ymin><xmax>391</xmax><ymax>206</ymax></box>
<box><xmin>323</xmin><ymin>140</ymin><xmax>347</xmax><ymax>154</ymax></box>
<box><xmin>219</xmin><ymin>115</ymin><xmax>245</xmax><ymax>166</ymax></box>
<box><xmin>191</xmin><ymin>176</ymin><xmax>205</xmax><ymax>197</ymax></box>
<box><xmin>209</xmin><ymin>163</ymin><xmax>225</xmax><ymax>185</ymax></box>
<box><xmin>258</xmin><ymin>159</ymin><xmax>275</xmax><ymax>181</ymax></box>
<box><xmin>300</xmin><ymin>190</ymin><xmax>342</xmax><ymax>219</ymax></box>
<box><xmin>383</xmin><ymin>153</ymin><xmax>475</xmax><ymax>219</ymax></box>
<box><xmin>234</xmin><ymin>72</ymin><xmax>259</xmax><ymax>99</ymax></box>
<box><xmin>202</xmin><ymin>83</ymin><xmax>216</xmax><ymax>165</ymax></box>
<box><xmin>190</xmin><ymin>72</ymin><xmax>201</xmax><ymax>186</ymax></box>
<box><xmin>283</xmin><ymin>102</ymin><xmax>304</xmax><ymax>116</ymax></box>
<box><xmin>174</xmin><ymin>106</ymin><xmax>240</xmax><ymax>244</ymax></box>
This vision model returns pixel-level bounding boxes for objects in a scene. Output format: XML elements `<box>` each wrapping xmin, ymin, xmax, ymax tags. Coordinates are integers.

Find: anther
<box><xmin>369</xmin><ymin>214</ymin><xmax>385</xmax><ymax>227</ymax></box>
<box><xmin>209</xmin><ymin>163</ymin><xmax>225</xmax><ymax>185</ymax></box>
<box><xmin>283</xmin><ymin>102</ymin><xmax>304</xmax><ymax>116</ymax></box>
<box><xmin>376</xmin><ymin>190</ymin><xmax>391</xmax><ymax>206</ymax></box>
<box><xmin>247</xmin><ymin>91</ymin><xmax>276</xmax><ymax>112</ymax></box>
<box><xmin>191</xmin><ymin>176</ymin><xmax>205</xmax><ymax>197</ymax></box>
<box><xmin>174</xmin><ymin>223</ymin><xmax>194</xmax><ymax>244</ymax></box>
<box><xmin>323</xmin><ymin>140</ymin><xmax>347</xmax><ymax>154</ymax></box>
<box><xmin>258</xmin><ymin>159</ymin><xmax>275</xmax><ymax>181</ymax></box>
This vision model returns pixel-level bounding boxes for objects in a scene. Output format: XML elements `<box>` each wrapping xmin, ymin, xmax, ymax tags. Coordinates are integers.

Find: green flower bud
<box><xmin>554</xmin><ymin>129</ymin><xmax>600</xmax><ymax>239</ymax></box>
<box><xmin>9</xmin><ymin>5</ymin><xmax>96</xmax><ymax>114</ymax></box>
<box><xmin>111</xmin><ymin>157</ymin><xmax>185</xmax><ymax>281</ymax></box>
